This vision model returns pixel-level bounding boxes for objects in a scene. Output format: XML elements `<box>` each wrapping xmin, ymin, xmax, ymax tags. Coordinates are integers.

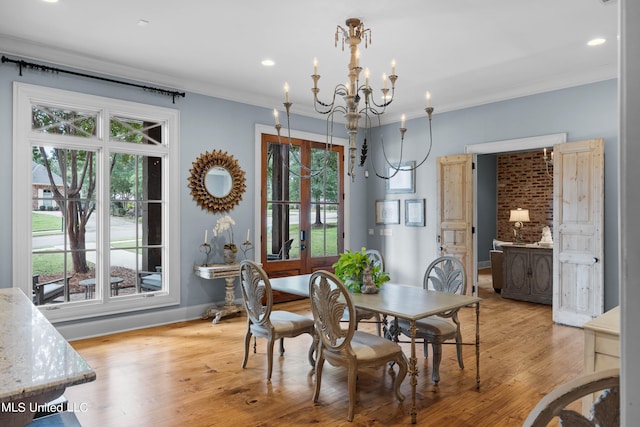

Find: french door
<box><xmin>261</xmin><ymin>133</ymin><xmax>344</xmax><ymax>290</ymax></box>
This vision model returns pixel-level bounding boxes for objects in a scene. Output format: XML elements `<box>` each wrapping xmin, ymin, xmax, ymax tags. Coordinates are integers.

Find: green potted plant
<box><xmin>332</xmin><ymin>247</ymin><xmax>390</xmax><ymax>293</ymax></box>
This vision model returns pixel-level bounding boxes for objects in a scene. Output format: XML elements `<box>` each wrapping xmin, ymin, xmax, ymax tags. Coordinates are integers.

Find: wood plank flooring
<box><xmin>65</xmin><ymin>270</ymin><xmax>583</xmax><ymax>426</ymax></box>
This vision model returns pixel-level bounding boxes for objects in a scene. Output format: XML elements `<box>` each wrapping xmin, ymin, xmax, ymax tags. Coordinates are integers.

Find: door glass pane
<box><xmin>266</xmin><ymin>202</ymin><xmax>299</xmax><ymax>261</ymax></box>
<box><xmin>310</xmin><ymin>204</ymin><xmax>339</xmax><ymax>257</ymax></box>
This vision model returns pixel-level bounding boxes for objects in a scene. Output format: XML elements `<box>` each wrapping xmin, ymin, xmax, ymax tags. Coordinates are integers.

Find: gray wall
<box><xmin>366</xmin><ymin>79</ymin><xmax>619</xmax><ymax>310</ymax></box>
<box><xmin>0</xmin><ymin>60</ymin><xmax>618</xmax><ymax>332</ymax></box>
<box><xmin>0</xmin><ymin>62</ymin><xmax>367</xmax><ymax>322</ymax></box>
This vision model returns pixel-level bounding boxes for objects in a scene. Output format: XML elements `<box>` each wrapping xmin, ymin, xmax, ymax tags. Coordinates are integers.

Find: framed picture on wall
<box><xmin>375</xmin><ymin>199</ymin><xmax>400</xmax><ymax>225</ymax></box>
<box><xmin>386</xmin><ymin>161</ymin><xmax>415</xmax><ymax>193</ymax></box>
<box><xmin>405</xmin><ymin>199</ymin><xmax>426</xmax><ymax>227</ymax></box>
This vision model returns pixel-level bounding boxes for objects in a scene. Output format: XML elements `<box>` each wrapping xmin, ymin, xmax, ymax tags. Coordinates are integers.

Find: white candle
<box><xmin>246</xmin><ymin>229</ymin><xmax>250</xmax><ymax>242</ymax></box>
<box><xmin>401</xmin><ymin>114</ymin><xmax>406</xmax><ymax>129</ymax></box>
<box><xmin>284</xmin><ymin>82</ymin><xmax>289</xmax><ymax>103</ymax></box>
<box><xmin>273</xmin><ymin>109</ymin><xmax>280</xmax><ymax>125</ymax></box>
<box><xmin>365</xmin><ymin>68</ymin><xmax>370</xmax><ymax>89</ymax></box>
<box><xmin>204</xmin><ymin>229</ymin><xmax>208</xmax><ymax>244</ymax></box>
<box><xmin>382</xmin><ymin>73</ymin><xmax>387</xmax><ymax>90</ymax></box>
<box><xmin>391</xmin><ymin>59</ymin><xmax>396</xmax><ymax>75</ymax></box>
<box><xmin>426</xmin><ymin>91</ymin><xmax>431</xmax><ymax>107</ymax></box>
<box><xmin>313</xmin><ymin>57</ymin><xmax>318</xmax><ymax>75</ymax></box>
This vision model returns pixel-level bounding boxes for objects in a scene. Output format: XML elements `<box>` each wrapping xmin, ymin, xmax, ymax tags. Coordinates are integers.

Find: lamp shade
<box><xmin>509</xmin><ymin>208</ymin><xmax>530</xmax><ymax>223</ymax></box>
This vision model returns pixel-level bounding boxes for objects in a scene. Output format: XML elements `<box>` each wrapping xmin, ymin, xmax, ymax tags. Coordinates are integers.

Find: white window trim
<box><xmin>13</xmin><ymin>82</ymin><xmax>180</xmax><ymax>323</ymax></box>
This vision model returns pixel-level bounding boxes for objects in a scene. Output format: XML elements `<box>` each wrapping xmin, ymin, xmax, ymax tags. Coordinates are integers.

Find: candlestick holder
<box><xmin>199</xmin><ymin>243</ymin><xmax>212</xmax><ymax>266</ymax></box>
<box><xmin>241</xmin><ymin>240</ymin><xmax>254</xmax><ymax>260</ymax></box>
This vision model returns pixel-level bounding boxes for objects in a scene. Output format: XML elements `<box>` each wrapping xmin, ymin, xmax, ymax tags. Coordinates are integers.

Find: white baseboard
<box><xmin>57</xmin><ymin>298</ymin><xmax>244</xmax><ymax>341</ymax></box>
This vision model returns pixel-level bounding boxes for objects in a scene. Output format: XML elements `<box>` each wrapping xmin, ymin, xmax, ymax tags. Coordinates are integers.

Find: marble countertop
<box><xmin>0</xmin><ymin>288</ymin><xmax>96</xmax><ymax>403</ymax></box>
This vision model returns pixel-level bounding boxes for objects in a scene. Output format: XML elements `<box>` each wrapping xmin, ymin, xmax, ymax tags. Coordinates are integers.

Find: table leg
<box><xmin>203</xmin><ymin>276</ymin><xmax>242</xmax><ymax>324</ymax></box>
<box><xmin>408</xmin><ymin>320</ymin><xmax>418</xmax><ymax>424</ymax></box>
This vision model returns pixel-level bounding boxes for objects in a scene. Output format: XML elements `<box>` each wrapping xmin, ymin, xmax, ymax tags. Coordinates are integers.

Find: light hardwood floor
<box><xmin>65</xmin><ymin>270</ymin><xmax>583</xmax><ymax>426</ymax></box>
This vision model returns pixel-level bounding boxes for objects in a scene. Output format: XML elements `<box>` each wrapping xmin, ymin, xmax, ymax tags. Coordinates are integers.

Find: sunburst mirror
<box><xmin>188</xmin><ymin>150</ymin><xmax>246</xmax><ymax>213</ymax></box>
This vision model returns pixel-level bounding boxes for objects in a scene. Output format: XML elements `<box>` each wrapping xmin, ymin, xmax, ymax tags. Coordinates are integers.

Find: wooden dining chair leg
<box><xmin>267</xmin><ymin>338</ymin><xmax>276</xmax><ymax>381</ymax></box>
<box><xmin>455</xmin><ymin>334</ymin><xmax>465</xmax><ymax>369</ymax></box>
<box><xmin>307</xmin><ymin>336</ymin><xmax>317</xmax><ymax>368</ymax></box>
<box><xmin>279</xmin><ymin>337</ymin><xmax>285</xmax><ymax>356</ymax></box>
<box><xmin>431</xmin><ymin>343</ymin><xmax>443</xmax><ymax>384</ymax></box>
<box><xmin>242</xmin><ymin>328</ymin><xmax>252</xmax><ymax>368</ymax></box>
<box><xmin>347</xmin><ymin>362</ymin><xmax>358</xmax><ymax>422</ymax></box>
<box><xmin>312</xmin><ymin>353</ymin><xmax>325</xmax><ymax>403</ymax></box>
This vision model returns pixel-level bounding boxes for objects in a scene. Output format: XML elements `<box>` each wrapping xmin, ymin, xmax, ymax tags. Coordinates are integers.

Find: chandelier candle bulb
<box><xmin>391</xmin><ymin>59</ymin><xmax>396</xmax><ymax>75</ymax></box>
<box><xmin>365</xmin><ymin>68</ymin><xmax>370</xmax><ymax>88</ymax></box>
<box><xmin>284</xmin><ymin>82</ymin><xmax>289</xmax><ymax>103</ymax></box>
<box><xmin>313</xmin><ymin>57</ymin><xmax>318</xmax><ymax>75</ymax></box>
<box><xmin>426</xmin><ymin>91</ymin><xmax>431</xmax><ymax>107</ymax></box>
<box><xmin>383</xmin><ymin>72</ymin><xmax>387</xmax><ymax>89</ymax></box>
<box><xmin>401</xmin><ymin>114</ymin><xmax>406</xmax><ymax>129</ymax></box>
<box><xmin>273</xmin><ymin>109</ymin><xmax>280</xmax><ymax>125</ymax></box>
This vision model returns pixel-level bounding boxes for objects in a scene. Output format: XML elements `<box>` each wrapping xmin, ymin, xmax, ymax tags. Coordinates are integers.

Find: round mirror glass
<box><xmin>205</xmin><ymin>166</ymin><xmax>232</xmax><ymax>198</ymax></box>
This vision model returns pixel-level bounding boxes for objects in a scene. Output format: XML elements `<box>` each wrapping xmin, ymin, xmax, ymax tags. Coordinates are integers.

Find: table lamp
<box><xmin>509</xmin><ymin>208</ymin><xmax>530</xmax><ymax>243</ymax></box>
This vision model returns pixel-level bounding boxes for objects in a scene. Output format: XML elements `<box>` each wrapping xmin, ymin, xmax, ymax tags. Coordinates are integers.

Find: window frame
<box><xmin>13</xmin><ymin>82</ymin><xmax>180</xmax><ymax>323</ymax></box>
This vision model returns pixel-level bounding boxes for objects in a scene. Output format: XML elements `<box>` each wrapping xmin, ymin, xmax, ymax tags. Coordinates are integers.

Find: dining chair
<box><xmin>239</xmin><ymin>260</ymin><xmax>316</xmax><ymax>381</ymax></box>
<box><xmin>352</xmin><ymin>249</ymin><xmax>385</xmax><ymax>335</ymax></box>
<box><xmin>393</xmin><ymin>255</ymin><xmax>467</xmax><ymax>385</ymax></box>
<box><xmin>309</xmin><ymin>270</ymin><xmax>407</xmax><ymax>422</ymax></box>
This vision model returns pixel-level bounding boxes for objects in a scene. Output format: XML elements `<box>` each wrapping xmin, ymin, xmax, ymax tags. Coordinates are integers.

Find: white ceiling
<box><xmin>0</xmin><ymin>0</ymin><xmax>618</xmax><ymax>123</ymax></box>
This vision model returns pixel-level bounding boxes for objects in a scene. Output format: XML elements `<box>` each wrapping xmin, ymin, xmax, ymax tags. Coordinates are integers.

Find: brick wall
<box><xmin>497</xmin><ymin>150</ymin><xmax>553</xmax><ymax>243</ymax></box>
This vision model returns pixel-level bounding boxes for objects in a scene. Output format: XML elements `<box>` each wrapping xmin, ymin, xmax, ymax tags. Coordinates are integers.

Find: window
<box><xmin>13</xmin><ymin>83</ymin><xmax>180</xmax><ymax>322</ymax></box>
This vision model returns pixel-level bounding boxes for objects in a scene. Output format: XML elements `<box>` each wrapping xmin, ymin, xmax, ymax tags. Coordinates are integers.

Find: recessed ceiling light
<box><xmin>261</xmin><ymin>59</ymin><xmax>275</xmax><ymax>67</ymax></box>
<box><xmin>41</xmin><ymin>0</ymin><xmax>59</xmax><ymax>3</ymax></box>
<box><xmin>137</xmin><ymin>19</ymin><xmax>150</xmax><ymax>27</ymax></box>
<box><xmin>587</xmin><ymin>38</ymin><xmax>606</xmax><ymax>46</ymax></box>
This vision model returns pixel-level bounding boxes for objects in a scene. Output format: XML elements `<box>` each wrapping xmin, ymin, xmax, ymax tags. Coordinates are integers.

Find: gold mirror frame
<box><xmin>188</xmin><ymin>150</ymin><xmax>246</xmax><ymax>213</ymax></box>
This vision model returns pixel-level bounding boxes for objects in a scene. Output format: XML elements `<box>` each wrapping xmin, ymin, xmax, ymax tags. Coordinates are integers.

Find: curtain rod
<box><xmin>1</xmin><ymin>54</ymin><xmax>186</xmax><ymax>104</ymax></box>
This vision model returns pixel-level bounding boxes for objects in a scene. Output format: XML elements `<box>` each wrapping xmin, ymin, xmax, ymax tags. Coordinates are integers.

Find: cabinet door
<box><xmin>503</xmin><ymin>247</ymin><xmax>530</xmax><ymax>300</ymax></box>
<box><xmin>530</xmin><ymin>249</ymin><xmax>553</xmax><ymax>304</ymax></box>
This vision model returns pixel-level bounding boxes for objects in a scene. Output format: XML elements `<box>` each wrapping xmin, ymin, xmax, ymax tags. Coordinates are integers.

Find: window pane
<box><xmin>110</xmin><ymin>117</ymin><xmax>163</xmax><ymax>145</ymax></box>
<box><xmin>110</xmin><ymin>152</ymin><xmax>164</xmax><ymax>294</ymax></box>
<box><xmin>32</xmin><ymin>105</ymin><xmax>97</xmax><ymax>137</ymax></box>
<box><xmin>32</xmin><ymin>147</ymin><xmax>98</xmax><ymax>305</ymax></box>
<box><xmin>266</xmin><ymin>142</ymin><xmax>300</xmax><ymax>203</ymax></box>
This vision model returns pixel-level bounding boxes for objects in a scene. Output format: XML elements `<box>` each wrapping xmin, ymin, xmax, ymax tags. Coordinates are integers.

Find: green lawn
<box><xmin>32</xmin><ymin>212</ymin><xmax>63</xmax><ymax>233</ymax></box>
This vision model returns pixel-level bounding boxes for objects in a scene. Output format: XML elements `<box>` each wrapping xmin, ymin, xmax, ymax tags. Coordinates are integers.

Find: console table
<box><xmin>194</xmin><ymin>263</ymin><xmax>242</xmax><ymax>324</ymax></box>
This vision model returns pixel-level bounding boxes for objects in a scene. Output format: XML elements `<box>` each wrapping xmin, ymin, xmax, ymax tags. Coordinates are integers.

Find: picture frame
<box><xmin>375</xmin><ymin>199</ymin><xmax>400</xmax><ymax>225</ymax></box>
<box><xmin>386</xmin><ymin>161</ymin><xmax>415</xmax><ymax>194</ymax></box>
<box><xmin>405</xmin><ymin>199</ymin><xmax>426</xmax><ymax>227</ymax></box>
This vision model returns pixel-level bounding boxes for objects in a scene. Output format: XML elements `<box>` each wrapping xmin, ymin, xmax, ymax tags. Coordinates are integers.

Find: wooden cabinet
<box><xmin>501</xmin><ymin>245</ymin><xmax>552</xmax><ymax>304</ymax></box>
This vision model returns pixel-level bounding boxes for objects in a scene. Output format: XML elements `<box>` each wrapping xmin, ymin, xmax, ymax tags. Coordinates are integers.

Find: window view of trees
<box><xmin>31</xmin><ymin>105</ymin><xmax>164</xmax><ymax>305</ymax></box>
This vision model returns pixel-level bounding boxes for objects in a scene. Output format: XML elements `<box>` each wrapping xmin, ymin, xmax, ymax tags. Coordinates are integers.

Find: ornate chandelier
<box><xmin>273</xmin><ymin>17</ymin><xmax>435</xmax><ymax>182</ymax></box>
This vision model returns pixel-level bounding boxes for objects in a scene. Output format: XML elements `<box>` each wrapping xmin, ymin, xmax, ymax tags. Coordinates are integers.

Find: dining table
<box><xmin>269</xmin><ymin>274</ymin><xmax>481</xmax><ymax>424</ymax></box>
<box><xmin>0</xmin><ymin>288</ymin><xmax>96</xmax><ymax>427</ymax></box>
